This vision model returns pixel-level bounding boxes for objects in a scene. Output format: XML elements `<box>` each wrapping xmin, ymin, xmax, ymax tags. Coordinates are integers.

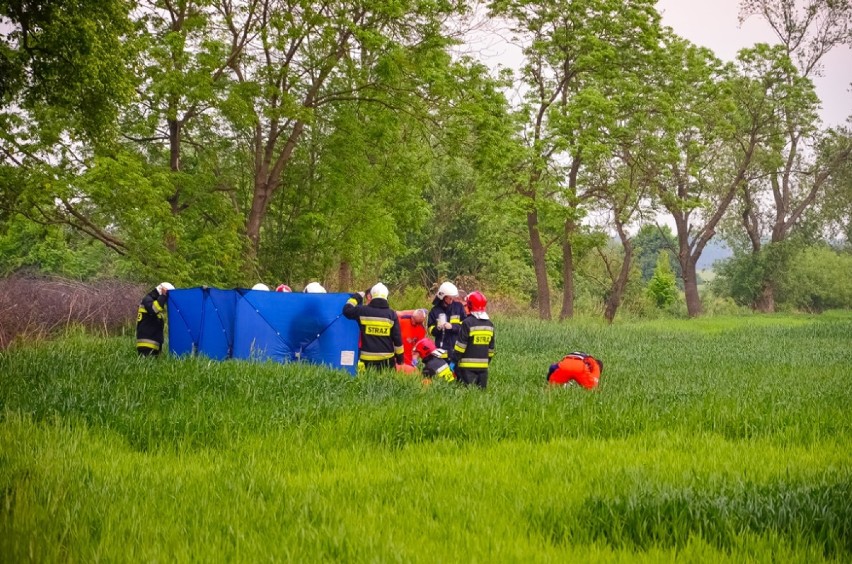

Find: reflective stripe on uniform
<box><xmin>136</xmin><ymin>339</ymin><xmax>161</xmax><ymax>350</ymax></box>
<box><xmin>359</xmin><ymin>351</ymin><xmax>396</xmax><ymax>361</ymax></box>
<box><xmin>458</xmin><ymin>357</ymin><xmax>490</xmax><ymax>368</ymax></box>
<box><xmin>361</xmin><ymin>316</ymin><xmax>393</xmax><ymax>337</ymax></box>
<box><xmin>437</xmin><ymin>365</ymin><xmax>455</xmax><ymax>382</ymax></box>
<box><xmin>469</xmin><ymin>326</ymin><xmax>493</xmax><ymax>336</ymax></box>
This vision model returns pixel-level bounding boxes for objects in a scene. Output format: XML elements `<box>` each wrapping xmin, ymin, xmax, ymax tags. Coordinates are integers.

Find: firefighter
<box><xmin>413</xmin><ymin>337</ymin><xmax>455</xmax><ymax>383</ymax></box>
<box><xmin>136</xmin><ymin>282</ymin><xmax>174</xmax><ymax>356</ymax></box>
<box><xmin>427</xmin><ymin>281</ymin><xmax>466</xmax><ymax>359</ymax></box>
<box><xmin>451</xmin><ymin>290</ymin><xmax>495</xmax><ymax>389</ymax></box>
<box><xmin>547</xmin><ymin>353</ymin><xmax>603</xmax><ymax>389</ymax></box>
<box><xmin>342</xmin><ymin>282</ymin><xmax>404</xmax><ymax>370</ymax></box>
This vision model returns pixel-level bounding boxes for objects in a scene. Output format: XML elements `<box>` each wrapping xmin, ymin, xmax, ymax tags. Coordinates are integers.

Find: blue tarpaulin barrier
<box><xmin>167</xmin><ymin>288</ymin><xmax>360</xmax><ymax>374</ymax></box>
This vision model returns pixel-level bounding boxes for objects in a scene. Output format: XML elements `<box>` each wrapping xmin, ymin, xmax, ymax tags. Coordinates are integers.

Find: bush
<box><xmin>646</xmin><ymin>251</ymin><xmax>677</xmax><ymax>308</ymax></box>
<box><xmin>781</xmin><ymin>246</ymin><xmax>852</xmax><ymax>312</ymax></box>
<box><xmin>713</xmin><ymin>244</ymin><xmax>852</xmax><ymax>313</ymax></box>
<box><xmin>0</xmin><ymin>274</ymin><xmax>145</xmax><ymax>349</ymax></box>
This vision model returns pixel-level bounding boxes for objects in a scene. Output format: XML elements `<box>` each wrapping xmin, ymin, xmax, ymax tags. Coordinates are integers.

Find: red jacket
<box><xmin>397</xmin><ymin>309</ymin><xmax>427</xmax><ymax>365</ymax></box>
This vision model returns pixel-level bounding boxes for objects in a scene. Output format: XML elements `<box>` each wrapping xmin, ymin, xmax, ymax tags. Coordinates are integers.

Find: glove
<box><xmin>157</xmin><ymin>294</ymin><xmax>168</xmax><ymax>307</ymax></box>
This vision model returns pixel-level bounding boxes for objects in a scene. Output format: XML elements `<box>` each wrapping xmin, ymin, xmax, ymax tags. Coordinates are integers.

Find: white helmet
<box><xmin>251</xmin><ymin>283</ymin><xmax>270</xmax><ymax>291</ymax></box>
<box><xmin>157</xmin><ymin>282</ymin><xmax>175</xmax><ymax>294</ymax></box>
<box><xmin>303</xmin><ymin>282</ymin><xmax>326</xmax><ymax>293</ymax></box>
<box><xmin>370</xmin><ymin>282</ymin><xmax>389</xmax><ymax>300</ymax></box>
<box><xmin>436</xmin><ymin>281</ymin><xmax>458</xmax><ymax>299</ymax></box>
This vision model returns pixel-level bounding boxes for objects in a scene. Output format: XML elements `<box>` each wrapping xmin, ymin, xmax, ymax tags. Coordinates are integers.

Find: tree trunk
<box><xmin>560</xmin><ymin>156</ymin><xmax>582</xmax><ymax>320</ymax></box>
<box><xmin>245</xmin><ymin>184</ymin><xmax>271</xmax><ymax>258</ymax></box>
<box><xmin>559</xmin><ymin>219</ymin><xmax>575</xmax><ymax>320</ymax></box>
<box><xmin>754</xmin><ymin>280</ymin><xmax>775</xmax><ymax>313</ymax></box>
<box><xmin>246</xmin><ymin>121</ymin><xmax>306</xmax><ymax>258</ymax></box>
<box><xmin>682</xmin><ymin>257</ymin><xmax>702</xmax><ymax>317</ymax></box>
<box><xmin>527</xmin><ymin>209</ymin><xmax>551</xmax><ymax>320</ymax></box>
<box><xmin>168</xmin><ymin>117</ymin><xmax>181</xmax><ymax>173</ymax></box>
<box><xmin>337</xmin><ymin>260</ymin><xmax>353</xmax><ymax>292</ymax></box>
<box><xmin>604</xmin><ymin>239</ymin><xmax>633</xmax><ymax>324</ymax></box>
<box><xmin>165</xmin><ymin>116</ymin><xmax>181</xmax><ymax>252</ymax></box>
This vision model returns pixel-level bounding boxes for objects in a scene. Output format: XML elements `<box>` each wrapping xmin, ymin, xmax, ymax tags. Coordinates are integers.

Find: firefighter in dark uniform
<box><xmin>427</xmin><ymin>281</ymin><xmax>467</xmax><ymax>359</ymax></box>
<box><xmin>413</xmin><ymin>338</ymin><xmax>455</xmax><ymax>383</ymax></box>
<box><xmin>342</xmin><ymin>282</ymin><xmax>404</xmax><ymax>370</ymax></box>
<box><xmin>136</xmin><ymin>282</ymin><xmax>174</xmax><ymax>356</ymax></box>
<box><xmin>451</xmin><ymin>291</ymin><xmax>495</xmax><ymax>388</ymax></box>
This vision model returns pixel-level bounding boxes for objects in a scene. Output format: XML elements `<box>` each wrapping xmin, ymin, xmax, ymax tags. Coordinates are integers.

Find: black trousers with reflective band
<box><xmin>362</xmin><ymin>358</ymin><xmax>395</xmax><ymax>370</ymax></box>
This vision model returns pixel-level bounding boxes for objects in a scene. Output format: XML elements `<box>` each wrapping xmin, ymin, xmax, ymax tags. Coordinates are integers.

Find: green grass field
<box><xmin>1</xmin><ymin>313</ymin><xmax>850</xmax><ymax>562</ymax></box>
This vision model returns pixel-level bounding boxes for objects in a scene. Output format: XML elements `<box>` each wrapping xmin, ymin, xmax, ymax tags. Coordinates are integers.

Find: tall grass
<box><xmin>1</xmin><ymin>313</ymin><xmax>850</xmax><ymax>561</ymax></box>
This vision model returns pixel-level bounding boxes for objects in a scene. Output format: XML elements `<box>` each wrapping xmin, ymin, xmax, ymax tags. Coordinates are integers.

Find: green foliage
<box><xmin>0</xmin><ymin>0</ymin><xmax>848</xmax><ymax>318</ymax></box>
<box><xmin>634</xmin><ymin>224</ymin><xmax>681</xmax><ymax>282</ymax></box>
<box><xmin>0</xmin><ymin>0</ymin><xmax>137</xmax><ymax>140</ymax></box>
<box><xmin>0</xmin><ymin>214</ymin><xmax>117</xmax><ymax>279</ymax></box>
<box><xmin>712</xmin><ymin>242</ymin><xmax>852</xmax><ymax>313</ymax></box>
<box><xmin>646</xmin><ymin>251</ymin><xmax>677</xmax><ymax>308</ymax></box>
<box><xmin>69</xmin><ymin>151</ymin><xmax>248</xmax><ymax>287</ymax></box>
<box><xmin>1</xmin><ymin>315</ymin><xmax>851</xmax><ymax>560</ymax></box>
<box><xmin>815</xmin><ymin>128</ymin><xmax>852</xmax><ymax>242</ymax></box>
<box><xmin>780</xmin><ymin>245</ymin><xmax>852</xmax><ymax>312</ymax></box>
<box><xmin>257</xmin><ymin>101</ymin><xmax>430</xmax><ymax>286</ymax></box>
<box><xmin>712</xmin><ymin>240</ymin><xmax>798</xmax><ymax>309</ymax></box>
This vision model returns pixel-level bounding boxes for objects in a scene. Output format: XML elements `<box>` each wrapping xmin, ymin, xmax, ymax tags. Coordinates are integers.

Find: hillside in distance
<box><xmin>697</xmin><ymin>240</ymin><xmax>732</xmax><ymax>270</ymax></box>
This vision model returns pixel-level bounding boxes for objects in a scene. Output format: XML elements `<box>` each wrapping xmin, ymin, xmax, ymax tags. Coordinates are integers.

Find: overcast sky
<box><xmin>467</xmin><ymin>1</ymin><xmax>851</xmax><ymax>127</ymax></box>
<box><xmin>656</xmin><ymin>0</ymin><xmax>852</xmax><ymax>126</ymax></box>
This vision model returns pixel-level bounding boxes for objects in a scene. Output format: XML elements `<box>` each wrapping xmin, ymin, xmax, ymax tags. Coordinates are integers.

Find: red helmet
<box><xmin>275</xmin><ymin>284</ymin><xmax>291</xmax><ymax>292</ymax></box>
<box><xmin>414</xmin><ymin>338</ymin><xmax>437</xmax><ymax>358</ymax></box>
<box><xmin>466</xmin><ymin>291</ymin><xmax>487</xmax><ymax>312</ymax></box>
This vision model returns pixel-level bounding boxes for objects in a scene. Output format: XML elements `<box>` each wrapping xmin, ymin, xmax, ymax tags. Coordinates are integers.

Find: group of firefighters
<box><xmin>342</xmin><ymin>281</ymin><xmax>495</xmax><ymax>388</ymax></box>
<box><xmin>136</xmin><ymin>281</ymin><xmax>601</xmax><ymax>390</ymax></box>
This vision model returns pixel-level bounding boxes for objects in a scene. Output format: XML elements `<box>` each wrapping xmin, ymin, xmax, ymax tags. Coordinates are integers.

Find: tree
<box><xmin>587</xmin><ymin>160</ymin><xmax>647</xmax><ymax>323</ymax></box>
<box><xmin>488</xmin><ymin>0</ymin><xmax>662</xmax><ymax>320</ymax></box>
<box><xmin>218</xmin><ymin>0</ymin><xmax>471</xmax><ymax>259</ymax></box>
<box><xmin>730</xmin><ymin>0</ymin><xmax>852</xmax><ymax>311</ymax></box>
<box><xmin>2</xmin><ymin>0</ymin><xmax>481</xmax><ymax>286</ymax></box>
<box><xmin>0</xmin><ymin>0</ymin><xmax>256</xmax><ymax>285</ymax></box>
<box><xmin>257</xmin><ymin>97</ymin><xmax>430</xmax><ymax>288</ymax></box>
<box><xmin>629</xmin><ymin>35</ymin><xmax>792</xmax><ymax>317</ymax></box>
<box><xmin>818</xmin><ymin>129</ymin><xmax>852</xmax><ymax>243</ymax></box>
<box><xmin>0</xmin><ymin>0</ymin><xmax>141</xmax><ymax>275</ymax></box>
